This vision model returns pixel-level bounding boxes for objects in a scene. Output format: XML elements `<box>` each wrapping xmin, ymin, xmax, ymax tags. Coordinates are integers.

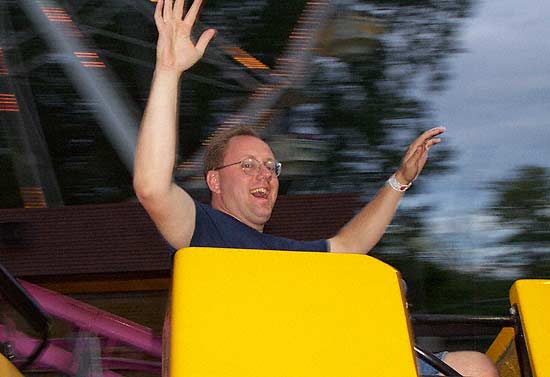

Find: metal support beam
<box><xmin>18</xmin><ymin>0</ymin><xmax>139</xmax><ymax>172</ymax></box>
<box><xmin>0</xmin><ymin>2</ymin><xmax>63</xmax><ymax>207</ymax></box>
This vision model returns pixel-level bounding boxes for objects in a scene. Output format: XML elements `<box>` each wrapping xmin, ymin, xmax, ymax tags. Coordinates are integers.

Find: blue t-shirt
<box><xmin>189</xmin><ymin>200</ymin><xmax>328</xmax><ymax>252</ymax></box>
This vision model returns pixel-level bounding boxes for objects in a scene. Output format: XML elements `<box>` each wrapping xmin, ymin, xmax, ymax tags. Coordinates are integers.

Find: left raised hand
<box><xmin>395</xmin><ymin>127</ymin><xmax>446</xmax><ymax>185</ymax></box>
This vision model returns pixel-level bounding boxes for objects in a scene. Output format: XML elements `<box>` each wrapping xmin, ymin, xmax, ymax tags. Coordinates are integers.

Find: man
<box><xmin>134</xmin><ymin>0</ymin><xmax>498</xmax><ymax>376</ymax></box>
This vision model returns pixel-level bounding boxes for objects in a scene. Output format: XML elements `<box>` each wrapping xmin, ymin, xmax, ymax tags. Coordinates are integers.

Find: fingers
<box><xmin>157</xmin><ymin>0</ymin><xmax>184</xmax><ymax>23</ymax></box>
<box><xmin>154</xmin><ymin>0</ymin><xmax>164</xmax><ymax>27</ymax></box>
<box><xmin>195</xmin><ymin>28</ymin><xmax>216</xmax><ymax>56</ymax></box>
<box><xmin>173</xmin><ymin>0</ymin><xmax>185</xmax><ymax>20</ymax></box>
<box><xmin>407</xmin><ymin>126</ymin><xmax>445</xmax><ymax>154</ymax></box>
<box><xmin>409</xmin><ymin>137</ymin><xmax>438</xmax><ymax>162</ymax></box>
<box><xmin>422</xmin><ymin>126</ymin><xmax>446</xmax><ymax>138</ymax></box>
<box><xmin>184</xmin><ymin>0</ymin><xmax>203</xmax><ymax>25</ymax></box>
<box><xmin>399</xmin><ymin>126</ymin><xmax>445</xmax><ymax>183</ymax></box>
<box><xmin>163</xmin><ymin>0</ymin><xmax>172</xmax><ymax>20</ymax></box>
<box><xmin>156</xmin><ymin>0</ymin><xmax>204</xmax><ymax>30</ymax></box>
<box><xmin>424</xmin><ymin>137</ymin><xmax>442</xmax><ymax>151</ymax></box>
<box><xmin>420</xmin><ymin>126</ymin><xmax>445</xmax><ymax>145</ymax></box>
<box><xmin>418</xmin><ymin>136</ymin><xmax>441</xmax><ymax>153</ymax></box>
<box><xmin>418</xmin><ymin>126</ymin><xmax>445</xmax><ymax>143</ymax></box>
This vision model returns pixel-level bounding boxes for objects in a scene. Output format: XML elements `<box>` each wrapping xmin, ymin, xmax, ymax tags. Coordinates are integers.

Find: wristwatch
<box><xmin>387</xmin><ymin>173</ymin><xmax>412</xmax><ymax>192</ymax></box>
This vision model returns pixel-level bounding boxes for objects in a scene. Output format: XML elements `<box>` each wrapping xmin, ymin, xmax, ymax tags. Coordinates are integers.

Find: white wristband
<box><xmin>387</xmin><ymin>174</ymin><xmax>412</xmax><ymax>192</ymax></box>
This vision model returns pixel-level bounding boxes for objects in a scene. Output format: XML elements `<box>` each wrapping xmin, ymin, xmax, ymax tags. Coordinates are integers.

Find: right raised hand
<box><xmin>154</xmin><ymin>0</ymin><xmax>216</xmax><ymax>74</ymax></box>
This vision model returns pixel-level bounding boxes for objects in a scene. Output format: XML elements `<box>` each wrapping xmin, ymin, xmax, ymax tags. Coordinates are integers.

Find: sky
<box><xmin>412</xmin><ymin>0</ymin><xmax>550</xmax><ymax>275</ymax></box>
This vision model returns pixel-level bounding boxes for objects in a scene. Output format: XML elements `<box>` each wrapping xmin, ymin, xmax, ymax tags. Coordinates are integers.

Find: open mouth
<box><xmin>250</xmin><ymin>187</ymin><xmax>269</xmax><ymax>199</ymax></box>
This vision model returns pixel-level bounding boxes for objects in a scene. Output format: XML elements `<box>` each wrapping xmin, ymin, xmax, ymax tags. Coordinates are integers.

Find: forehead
<box><xmin>224</xmin><ymin>135</ymin><xmax>275</xmax><ymax>161</ymax></box>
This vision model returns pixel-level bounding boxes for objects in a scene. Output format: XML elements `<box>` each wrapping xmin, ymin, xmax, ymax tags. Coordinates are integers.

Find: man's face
<box><xmin>210</xmin><ymin>135</ymin><xmax>279</xmax><ymax>231</ymax></box>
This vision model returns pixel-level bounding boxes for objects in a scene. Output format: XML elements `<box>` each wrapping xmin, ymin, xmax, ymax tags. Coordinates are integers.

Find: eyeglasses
<box><xmin>214</xmin><ymin>157</ymin><xmax>282</xmax><ymax>177</ymax></box>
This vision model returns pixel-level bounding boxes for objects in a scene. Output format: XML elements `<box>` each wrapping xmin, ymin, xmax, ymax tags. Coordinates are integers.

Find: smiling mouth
<box><xmin>250</xmin><ymin>187</ymin><xmax>268</xmax><ymax>199</ymax></box>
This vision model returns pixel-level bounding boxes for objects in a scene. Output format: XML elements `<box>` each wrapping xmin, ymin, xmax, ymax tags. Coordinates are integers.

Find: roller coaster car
<box><xmin>169</xmin><ymin>247</ymin><xmax>550</xmax><ymax>377</ymax></box>
<box><xmin>1</xmin><ymin>248</ymin><xmax>548</xmax><ymax>376</ymax></box>
<box><xmin>487</xmin><ymin>279</ymin><xmax>550</xmax><ymax>377</ymax></box>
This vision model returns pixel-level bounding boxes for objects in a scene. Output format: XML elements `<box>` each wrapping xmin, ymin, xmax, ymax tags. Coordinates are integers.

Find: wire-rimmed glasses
<box><xmin>214</xmin><ymin>157</ymin><xmax>282</xmax><ymax>177</ymax></box>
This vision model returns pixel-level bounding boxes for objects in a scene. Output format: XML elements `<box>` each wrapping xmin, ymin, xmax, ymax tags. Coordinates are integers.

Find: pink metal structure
<box><xmin>20</xmin><ymin>281</ymin><xmax>162</xmax><ymax>358</ymax></box>
<box><xmin>1</xmin><ymin>279</ymin><xmax>162</xmax><ymax>375</ymax></box>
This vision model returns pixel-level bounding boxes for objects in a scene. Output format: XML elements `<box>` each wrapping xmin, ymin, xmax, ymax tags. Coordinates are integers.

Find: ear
<box><xmin>206</xmin><ymin>170</ymin><xmax>221</xmax><ymax>194</ymax></box>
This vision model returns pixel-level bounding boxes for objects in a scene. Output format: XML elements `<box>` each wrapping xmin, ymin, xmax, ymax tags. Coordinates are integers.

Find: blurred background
<box><xmin>1</xmin><ymin>0</ymin><xmax>550</xmax><ymax>370</ymax></box>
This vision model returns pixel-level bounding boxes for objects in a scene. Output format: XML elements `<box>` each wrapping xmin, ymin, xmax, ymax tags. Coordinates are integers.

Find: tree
<box><xmin>2</xmin><ymin>0</ymin><xmax>471</xmax><ymax>205</ymax></box>
<box><xmin>488</xmin><ymin>166</ymin><xmax>550</xmax><ymax>277</ymax></box>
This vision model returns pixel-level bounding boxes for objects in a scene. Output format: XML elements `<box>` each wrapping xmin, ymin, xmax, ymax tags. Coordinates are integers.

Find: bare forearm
<box><xmin>329</xmin><ymin>127</ymin><xmax>446</xmax><ymax>254</ymax></box>
<box><xmin>134</xmin><ymin>69</ymin><xmax>181</xmax><ymax>198</ymax></box>
<box><xmin>329</xmin><ymin>184</ymin><xmax>403</xmax><ymax>254</ymax></box>
<box><xmin>132</xmin><ymin>0</ymin><xmax>215</xmax><ymax>249</ymax></box>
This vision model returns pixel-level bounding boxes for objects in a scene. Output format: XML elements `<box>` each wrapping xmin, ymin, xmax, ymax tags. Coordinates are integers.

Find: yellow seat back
<box><xmin>170</xmin><ymin>247</ymin><xmax>418</xmax><ymax>377</ymax></box>
<box><xmin>511</xmin><ymin>279</ymin><xmax>550</xmax><ymax>377</ymax></box>
<box><xmin>487</xmin><ymin>279</ymin><xmax>550</xmax><ymax>377</ymax></box>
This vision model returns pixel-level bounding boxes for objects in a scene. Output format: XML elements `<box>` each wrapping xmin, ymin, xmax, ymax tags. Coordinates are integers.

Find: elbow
<box><xmin>133</xmin><ymin>175</ymin><xmax>166</xmax><ymax>207</ymax></box>
<box><xmin>133</xmin><ymin>175</ymin><xmax>149</xmax><ymax>203</ymax></box>
<box><xmin>328</xmin><ymin>234</ymin><xmax>373</xmax><ymax>255</ymax></box>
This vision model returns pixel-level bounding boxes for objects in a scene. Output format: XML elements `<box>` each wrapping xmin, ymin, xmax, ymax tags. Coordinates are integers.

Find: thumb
<box><xmin>195</xmin><ymin>29</ymin><xmax>216</xmax><ymax>56</ymax></box>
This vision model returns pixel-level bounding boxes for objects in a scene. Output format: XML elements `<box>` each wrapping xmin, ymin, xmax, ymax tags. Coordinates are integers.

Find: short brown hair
<box><xmin>203</xmin><ymin>126</ymin><xmax>261</xmax><ymax>177</ymax></box>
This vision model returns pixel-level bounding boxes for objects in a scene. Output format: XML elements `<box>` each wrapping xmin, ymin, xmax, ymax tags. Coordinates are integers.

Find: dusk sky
<box><xmin>412</xmin><ymin>0</ymin><xmax>550</xmax><ymax>275</ymax></box>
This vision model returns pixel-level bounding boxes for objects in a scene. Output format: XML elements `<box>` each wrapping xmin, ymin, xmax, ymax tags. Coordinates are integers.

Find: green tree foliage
<box><xmin>375</xmin><ymin>206</ymin><xmax>512</xmax><ymax>315</ymax></box>
<box><xmin>2</xmin><ymin>0</ymin><xmax>472</xmax><ymax>205</ymax></box>
<box><xmin>488</xmin><ymin>166</ymin><xmax>550</xmax><ymax>277</ymax></box>
<box><xmin>237</xmin><ymin>0</ymin><xmax>469</xmax><ymax>192</ymax></box>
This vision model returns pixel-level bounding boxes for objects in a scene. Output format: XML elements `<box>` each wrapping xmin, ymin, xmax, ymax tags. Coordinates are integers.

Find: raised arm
<box><xmin>328</xmin><ymin>127</ymin><xmax>445</xmax><ymax>254</ymax></box>
<box><xmin>133</xmin><ymin>0</ymin><xmax>215</xmax><ymax>249</ymax></box>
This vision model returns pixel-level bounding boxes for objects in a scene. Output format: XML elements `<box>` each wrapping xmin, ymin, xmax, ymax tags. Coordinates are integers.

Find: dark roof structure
<box><xmin>1</xmin><ymin>193</ymin><xmax>362</xmax><ymax>280</ymax></box>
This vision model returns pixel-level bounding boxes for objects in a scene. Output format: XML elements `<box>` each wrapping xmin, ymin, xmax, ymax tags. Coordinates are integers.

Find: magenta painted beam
<box><xmin>0</xmin><ymin>324</ymin><xmax>124</xmax><ymax>377</ymax></box>
<box><xmin>19</xmin><ymin>280</ymin><xmax>162</xmax><ymax>358</ymax></box>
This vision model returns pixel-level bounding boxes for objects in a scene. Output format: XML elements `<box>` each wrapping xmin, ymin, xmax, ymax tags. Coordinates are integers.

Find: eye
<box><xmin>241</xmin><ymin>158</ymin><xmax>256</xmax><ymax>170</ymax></box>
<box><xmin>264</xmin><ymin>161</ymin><xmax>276</xmax><ymax>172</ymax></box>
